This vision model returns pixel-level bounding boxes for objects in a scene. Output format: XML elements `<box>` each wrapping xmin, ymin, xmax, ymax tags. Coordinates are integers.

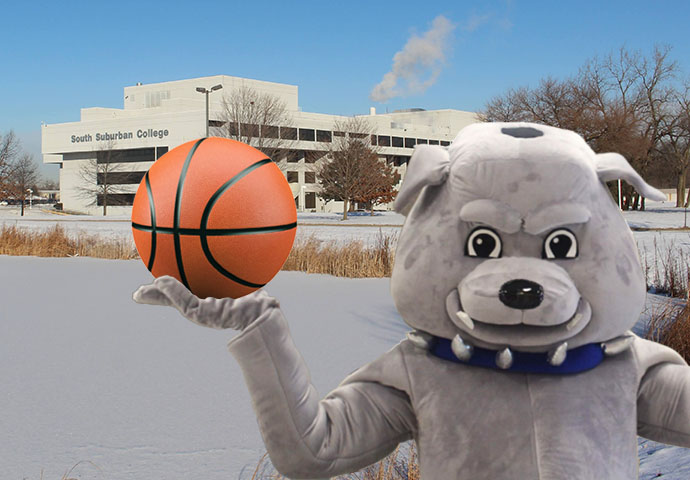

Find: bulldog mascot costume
<box><xmin>134</xmin><ymin>122</ymin><xmax>690</xmax><ymax>479</ymax></box>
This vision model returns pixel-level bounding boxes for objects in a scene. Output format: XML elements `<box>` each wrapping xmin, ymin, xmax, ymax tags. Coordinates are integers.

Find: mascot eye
<box><xmin>466</xmin><ymin>227</ymin><xmax>502</xmax><ymax>258</ymax></box>
<box><xmin>543</xmin><ymin>229</ymin><xmax>578</xmax><ymax>259</ymax></box>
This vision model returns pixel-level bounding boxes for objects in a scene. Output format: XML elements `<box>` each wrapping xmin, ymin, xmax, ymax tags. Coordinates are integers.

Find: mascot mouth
<box><xmin>445</xmin><ymin>288</ymin><xmax>592</xmax><ymax>350</ymax></box>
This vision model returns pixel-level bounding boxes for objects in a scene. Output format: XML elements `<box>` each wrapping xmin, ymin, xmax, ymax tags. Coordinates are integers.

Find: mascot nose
<box><xmin>499</xmin><ymin>279</ymin><xmax>544</xmax><ymax>310</ymax></box>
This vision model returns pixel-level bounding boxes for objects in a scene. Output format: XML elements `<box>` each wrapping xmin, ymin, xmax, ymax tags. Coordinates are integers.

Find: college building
<box><xmin>41</xmin><ymin>75</ymin><xmax>479</xmax><ymax>215</ymax></box>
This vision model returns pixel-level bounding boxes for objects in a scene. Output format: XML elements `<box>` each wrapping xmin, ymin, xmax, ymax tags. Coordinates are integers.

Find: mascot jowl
<box><xmin>134</xmin><ymin>122</ymin><xmax>690</xmax><ymax>479</ymax></box>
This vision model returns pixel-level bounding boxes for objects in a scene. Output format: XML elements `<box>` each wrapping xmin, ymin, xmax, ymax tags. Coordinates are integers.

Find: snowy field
<box><xmin>2</xmin><ymin>259</ymin><xmax>407</xmax><ymax>480</ymax></box>
<box><xmin>0</xmin><ymin>207</ymin><xmax>405</xmax><ymax>248</ymax></box>
<box><xmin>2</xmin><ymin>201</ymin><xmax>690</xmax><ymax>479</ymax></box>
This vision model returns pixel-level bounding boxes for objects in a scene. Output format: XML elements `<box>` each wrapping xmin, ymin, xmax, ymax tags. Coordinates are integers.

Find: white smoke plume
<box><xmin>370</xmin><ymin>15</ymin><xmax>455</xmax><ymax>103</ymax></box>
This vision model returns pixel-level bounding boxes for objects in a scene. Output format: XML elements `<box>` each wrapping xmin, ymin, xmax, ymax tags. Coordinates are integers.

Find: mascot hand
<box><xmin>133</xmin><ymin>275</ymin><xmax>277</xmax><ymax>330</ymax></box>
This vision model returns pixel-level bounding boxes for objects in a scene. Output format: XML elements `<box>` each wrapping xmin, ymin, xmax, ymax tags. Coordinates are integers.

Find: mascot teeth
<box><xmin>495</xmin><ymin>348</ymin><xmax>514</xmax><ymax>369</ymax></box>
<box><xmin>547</xmin><ymin>342</ymin><xmax>568</xmax><ymax>366</ymax></box>
<box><xmin>566</xmin><ymin>313</ymin><xmax>583</xmax><ymax>331</ymax></box>
<box><xmin>601</xmin><ymin>335</ymin><xmax>635</xmax><ymax>356</ymax></box>
<box><xmin>451</xmin><ymin>334</ymin><xmax>474</xmax><ymax>361</ymax></box>
<box><xmin>455</xmin><ymin>310</ymin><xmax>475</xmax><ymax>330</ymax></box>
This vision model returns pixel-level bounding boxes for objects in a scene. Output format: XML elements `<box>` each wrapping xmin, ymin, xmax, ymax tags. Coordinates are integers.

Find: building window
<box><xmin>404</xmin><ymin>138</ymin><xmax>416</xmax><ymax>148</ymax></box>
<box><xmin>97</xmin><ymin>193</ymin><xmax>136</xmax><ymax>206</ymax></box>
<box><xmin>226</xmin><ymin>122</ymin><xmax>239</xmax><ymax>136</ymax></box>
<box><xmin>392</xmin><ymin>136</ymin><xmax>403</xmax><ymax>147</ymax></box>
<box><xmin>155</xmin><ymin>146</ymin><xmax>169</xmax><ymax>159</ymax></box>
<box><xmin>305</xmin><ymin>151</ymin><xmax>326</xmax><ymax>163</ymax></box>
<box><xmin>441</xmin><ymin>141</ymin><xmax>451</xmax><ymax>146</ymax></box>
<box><xmin>378</xmin><ymin>135</ymin><xmax>390</xmax><ymax>146</ymax></box>
<box><xmin>97</xmin><ymin>171</ymin><xmax>146</xmax><ymax>185</ymax></box>
<box><xmin>305</xmin><ymin>192</ymin><xmax>316</xmax><ymax>209</ymax></box>
<box><xmin>241</xmin><ymin>123</ymin><xmax>260</xmax><ymax>137</ymax></box>
<box><xmin>316</xmin><ymin>130</ymin><xmax>332</xmax><ymax>142</ymax></box>
<box><xmin>208</xmin><ymin>120</ymin><xmax>225</xmax><ymax>128</ymax></box>
<box><xmin>98</xmin><ymin>147</ymin><xmax>154</xmax><ymax>164</ymax></box>
<box><xmin>371</xmin><ymin>135</ymin><xmax>378</xmax><ymax>146</ymax></box>
<box><xmin>281</xmin><ymin>127</ymin><xmax>297</xmax><ymax>140</ymax></box>
<box><xmin>305</xmin><ymin>171</ymin><xmax>316</xmax><ymax>183</ymax></box>
<box><xmin>428</xmin><ymin>139</ymin><xmax>440</xmax><ymax>145</ymax></box>
<box><xmin>287</xmin><ymin>171</ymin><xmax>299</xmax><ymax>183</ymax></box>
<box><xmin>145</xmin><ymin>91</ymin><xmax>170</xmax><ymax>108</ymax></box>
<box><xmin>416</xmin><ymin>139</ymin><xmax>428</xmax><ymax>144</ymax></box>
<box><xmin>334</xmin><ymin>131</ymin><xmax>346</xmax><ymax>137</ymax></box>
<box><xmin>299</xmin><ymin>128</ymin><xmax>315</xmax><ymax>141</ymax></box>
<box><xmin>262</xmin><ymin>125</ymin><xmax>279</xmax><ymax>139</ymax></box>
<box><xmin>287</xmin><ymin>151</ymin><xmax>301</xmax><ymax>163</ymax></box>
<box><xmin>391</xmin><ymin>155</ymin><xmax>410</xmax><ymax>167</ymax></box>
<box><xmin>350</xmin><ymin>132</ymin><xmax>367</xmax><ymax>139</ymax></box>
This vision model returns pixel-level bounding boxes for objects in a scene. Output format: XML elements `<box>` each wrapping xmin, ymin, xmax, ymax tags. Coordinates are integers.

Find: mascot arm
<box><xmin>228</xmin><ymin>306</ymin><xmax>416</xmax><ymax>479</ymax></box>
<box><xmin>635</xmin><ymin>337</ymin><xmax>690</xmax><ymax>446</ymax></box>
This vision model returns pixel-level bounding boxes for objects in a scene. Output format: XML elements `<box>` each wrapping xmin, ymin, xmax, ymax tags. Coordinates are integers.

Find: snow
<box><xmin>1</xmin><ymin>258</ymin><xmax>405</xmax><ymax>480</ymax></box>
<box><xmin>0</xmin><ymin>206</ymin><xmax>403</xmax><ymax>247</ymax></box>
<box><xmin>3</xmin><ymin>201</ymin><xmax>690</xmax><ymax>479</ymax></box>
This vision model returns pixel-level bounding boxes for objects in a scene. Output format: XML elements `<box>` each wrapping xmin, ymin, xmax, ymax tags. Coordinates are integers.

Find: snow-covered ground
<box><xmin>0</xmin><ymin>207</ymin><xmax>404</xmax><ymax>247</ymax></box>
<box><xmin>3</xmin><ymin>201</ymin><xmax>690</xmax><ymax>479</ymax></box>
<box><xmin>1</xmin><ymin>258</ymin><xmax>406</xmax><ymax>480</ymax></box>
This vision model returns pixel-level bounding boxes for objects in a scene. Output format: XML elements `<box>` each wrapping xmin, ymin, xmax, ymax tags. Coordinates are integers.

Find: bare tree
<box><xmin>659</xmin><ymin>83</ymin><xmax>690</xmax><ymax>206</ymax></box>
<box><xmin>353</xmin><ymin>159</ymin><xmax>400</xmax><ymax>215</ymax></box>
<box><xmin>77</xmin><ymin>143</ymin><xmax>131</xmax><ymax>215</ymax></box>
<box><xmin>482</xmin><ymin>45</ymin><xmax>679</xmax><ymax>210</ymax></box>
<box><xmin>214</xmin><ymin>86</ymin><xmax>294</xmax><ymax>161</ymax></box>
<box><xmin>7</xmin><ymin>153</ymin><xmax>39</xmax><ymax>216</ymax></box>
<box><xmin>318</xmin><ymin>117</ymin><xmax>397</xmax><ymax>219</ymax></box>
<box><xmin>0</xmin><ymin>130</ymin><xmax>21</xmax><ymax>197</ymax></box>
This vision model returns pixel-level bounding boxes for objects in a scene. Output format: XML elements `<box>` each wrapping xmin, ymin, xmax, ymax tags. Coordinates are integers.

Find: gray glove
<box><xmin>132</xmin><ymin>275</ymin><xmax>278</xmax><ymax>330</ymax></box>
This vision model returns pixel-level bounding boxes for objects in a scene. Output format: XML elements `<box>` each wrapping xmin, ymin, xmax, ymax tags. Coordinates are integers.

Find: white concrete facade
<box><xmin>42</xmin><ymin>75</ymin><xmax>479</xmax><ymax>215</ymax></box>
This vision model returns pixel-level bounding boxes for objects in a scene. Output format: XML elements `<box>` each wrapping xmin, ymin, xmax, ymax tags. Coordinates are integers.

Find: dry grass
<box><xmin>0</xmin><ymin>224</ymin><xmax>138</xmax><ymax>260</ymax></box>
<box><xmin>282</xmin><ymin>230</ymin><xmax>397</xmax><ymax>278</ymax></box>
<box><xmin>247</xmin><ymin>443</ymin><xmax>419</xmax><ymax>480</ymax></box>
<box><xmin>0</xmin><ymin>224</ymin><xmax>396</xmax><ymax>278</ymax></box>
<box><xmin>639</xmin><ymin>237</ymin><xmax>690</xmax><ymax>299</ymax></box>
<box><xmin>646</xmin><ymin>299</ymin><xmax>690</xmax><ymax>363</ymax></box>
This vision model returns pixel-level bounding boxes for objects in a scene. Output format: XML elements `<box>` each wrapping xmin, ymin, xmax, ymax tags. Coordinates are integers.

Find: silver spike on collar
<box><xmin>495</xmin><ymin>347</ymin><xmax>514</xmax><ymax>369</ymax></box>
<box><xmin>451</xmin><ymin>334</ymin><xmax>474</xmax><ymax>361</ymax></box>
<box><xmin>547</xmin><ymin>342</ymin><xmax>568</xmax><ymax>366</ymax></box>
<box><xmin>406</xmin><ymin>330</ymin><xmax>435</xmax><ymax>350</ymax></box>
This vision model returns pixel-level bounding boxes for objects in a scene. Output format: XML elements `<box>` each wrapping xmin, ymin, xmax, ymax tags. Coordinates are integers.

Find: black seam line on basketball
<box><xmin>174</xmin><ymin>138</ymin><xmax>206</xmax><ymax>289</ymax></box>
<box><xmin>200</xmin><ymin>158</ymin><xmax>273</xmax><ymax>289</ymax></box>
<box><xmin>144</xmin><ymin>172</ymin><xmax>157</xmax><ymax>271</ymax></box>
<box><xmin>131</xmin><ymin>222</ymin><xmax>297</xmax><ymax>236</ymax></box>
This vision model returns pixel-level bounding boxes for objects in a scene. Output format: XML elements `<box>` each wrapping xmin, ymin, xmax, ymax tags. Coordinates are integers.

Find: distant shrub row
<box><xmin>0</xmin><ymin>224</ymin><xmax>138</xmax><ymax>259</ymax></box>
<box><xmin>0</xmin><ymin>224</ymin><xmax>396</xmax><ymax>278</ymax></box>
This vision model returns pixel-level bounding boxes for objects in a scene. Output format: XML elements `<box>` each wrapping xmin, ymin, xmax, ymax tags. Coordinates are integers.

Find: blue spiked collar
<box><xmin>430</xmin><ymin>337</ymin><xmax>605</xmax><ymax>375</ymax></box>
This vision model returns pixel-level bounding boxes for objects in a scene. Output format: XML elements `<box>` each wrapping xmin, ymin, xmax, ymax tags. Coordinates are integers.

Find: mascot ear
<box><xmin>394</xmin><ymin>144</ymin><xmax>451</xmax><ymax>215</ymax></box>
<box><xmin>595</xmin><ymin>152</ymin><xmax>666</xmax><ymax>202</ymax></box>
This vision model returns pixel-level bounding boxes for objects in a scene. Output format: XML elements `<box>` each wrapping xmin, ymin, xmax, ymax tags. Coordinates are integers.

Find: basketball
<box><xmin>131</xmin><ymin>137</ymin><xmax>297</xmax><ymax>299</ymax></box>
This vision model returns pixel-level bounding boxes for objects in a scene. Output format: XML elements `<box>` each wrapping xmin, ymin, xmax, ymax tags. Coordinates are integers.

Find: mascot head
<box><xmin>391</xmin><ymin>122</ymin><xmax>664</xmax><ymax>364</ymax></box>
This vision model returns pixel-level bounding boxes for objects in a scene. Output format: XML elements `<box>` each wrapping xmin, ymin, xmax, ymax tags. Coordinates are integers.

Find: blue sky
<box><xmin>2</xmin><ymin>0</ymin><xmax>688</xmax><ymax>181</ymax></box>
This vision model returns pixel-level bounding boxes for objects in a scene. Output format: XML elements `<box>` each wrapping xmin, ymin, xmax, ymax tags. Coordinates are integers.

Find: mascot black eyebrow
<box><xmin>135</xmin><ymin>122</ymin><xmax>690</xmax><ymax>479</ymax></box>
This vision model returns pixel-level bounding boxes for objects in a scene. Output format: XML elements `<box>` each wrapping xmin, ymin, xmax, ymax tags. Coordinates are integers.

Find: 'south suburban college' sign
<box><xmin>70</xmin><ymin>128</ymin><xmax>170</xmax><ymax>144</ymax></box>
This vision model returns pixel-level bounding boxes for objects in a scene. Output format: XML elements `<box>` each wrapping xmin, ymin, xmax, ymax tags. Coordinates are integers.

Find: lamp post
<box><xmin>300</xmin><ymin>185</ymin><xmax>306</xmax><ymax>213</ymax></box>
<box><xmin>195</xmin><ymin>84</ymin><xmax>223</xmax><ymax>137</ymax></box>
<box><xmin>27</xmin><ymin>188</ymin><xmax>33</xmax><ymax>210</ymax></box>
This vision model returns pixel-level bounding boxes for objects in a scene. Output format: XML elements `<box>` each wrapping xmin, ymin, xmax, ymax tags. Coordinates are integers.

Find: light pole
<box><xmin>196</xmin><ymin>84</ymin><xmax>223</xmax><ymax>137</ymax></box>
<box><xmin>27</xmin><ymin>188</ymin><xmax>33</xmax><ymax>210</ymax></box>
<box><xmin>300</xmin><ymin>185</ymin><xmax>306</xmax><ymax>213</ymax></box>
